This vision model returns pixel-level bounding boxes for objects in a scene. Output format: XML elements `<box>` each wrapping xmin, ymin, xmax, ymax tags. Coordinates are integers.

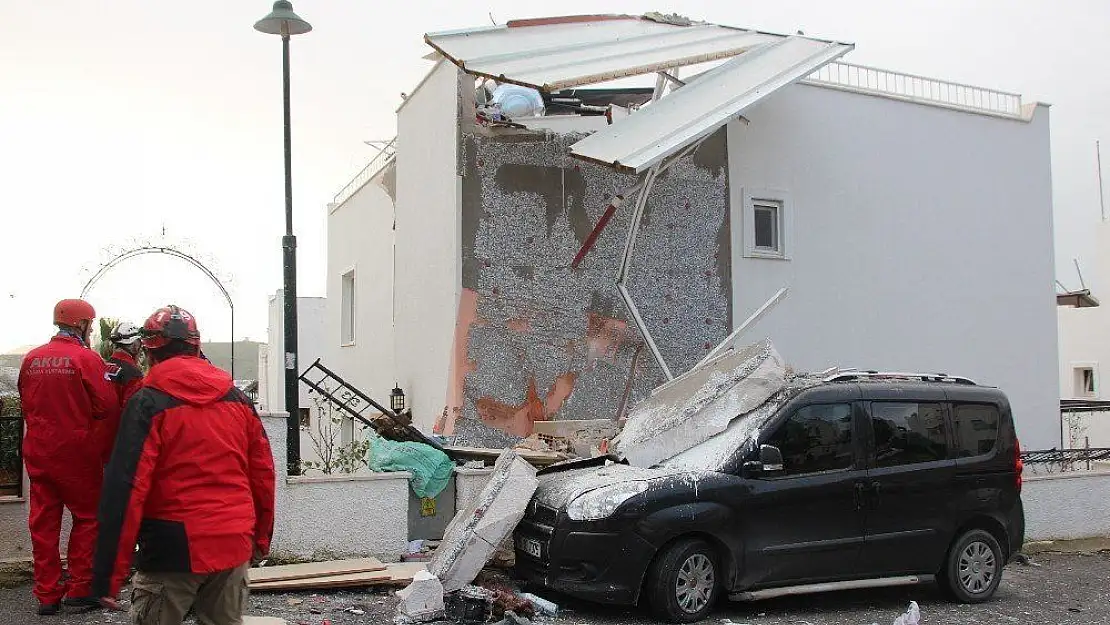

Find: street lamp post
<box><xmin>255</xmin><ymin>0</ymin><xmax>311</xmax><ymax>476</ymax></box>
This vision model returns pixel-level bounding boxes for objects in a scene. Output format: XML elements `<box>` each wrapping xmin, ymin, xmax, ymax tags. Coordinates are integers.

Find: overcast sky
<box><xmin>2</xmin><ymin>0</ymin><xmax>1106</xmax><ymax>353</ymax></box>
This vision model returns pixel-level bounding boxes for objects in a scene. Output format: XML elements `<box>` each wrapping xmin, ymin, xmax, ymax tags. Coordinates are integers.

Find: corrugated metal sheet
<box><xmin>569</xmin><ymin>37</ymin><xmax>853</xmax><ymax>173</ymax></box>
<box><xmin>425</xmin><ymin>17</ymin><xmax>782</xmax><ymax>91</ymax></box>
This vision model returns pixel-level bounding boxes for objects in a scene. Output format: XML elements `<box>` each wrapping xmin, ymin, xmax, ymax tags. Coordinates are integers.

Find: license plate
<box><xmin>519</xmin><ymin>537</ymin><xmax>543</xmax><ymax>559</ymax></box>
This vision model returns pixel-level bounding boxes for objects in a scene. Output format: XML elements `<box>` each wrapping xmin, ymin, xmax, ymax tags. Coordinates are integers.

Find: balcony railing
<box><xmin>805</xmin><ymin>61</ymin><xmax>1025</xmax><ymax>120</ymax></box>
<box><xmin>332</xmin><ymin>138</ymin><xmax>397</xmax><ymax>208</ymax></box>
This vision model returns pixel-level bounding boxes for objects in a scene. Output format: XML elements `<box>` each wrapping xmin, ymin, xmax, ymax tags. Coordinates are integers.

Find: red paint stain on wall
<box><xmin>438</xmin><ymin>288</ymin><xmax>480</xmax><ymax>435</ymax></box>
<box><xmin>475</xmin><ymin>371</ymin><xmax>579</xmax><ymax>437</ymax></box>
<box><xmin>586</xmin><ymin>313</ymin><xmax>629</xmax><ymax>365</ymax></box>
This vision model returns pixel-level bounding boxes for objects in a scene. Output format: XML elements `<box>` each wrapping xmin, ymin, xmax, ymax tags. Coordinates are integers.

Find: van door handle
<box><xmin>854</xmin><ymin>482</ymin><xmax>867</xmax><ymax>510</ymax></box>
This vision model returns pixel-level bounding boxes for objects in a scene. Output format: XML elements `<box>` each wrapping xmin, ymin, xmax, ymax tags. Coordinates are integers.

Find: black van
<box><xmin>514</xmin><ymin>372</ymin><xmax>1025</xmax><ymax>623</ymax></box>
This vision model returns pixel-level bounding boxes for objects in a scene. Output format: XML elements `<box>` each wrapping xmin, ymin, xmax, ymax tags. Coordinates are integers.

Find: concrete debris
<box><xmin>444</xmin><ymin>585</ymin><xmax>495</xmax><ymax>624</ymax></box>
<box><xmin>613</xmin><ymin>340</ymin><xmax>786</xmax><ymax>467</ymax></box>
<box><xmin>892</xmin><ymin>601</ymin><xmax>921</xmax><ymax>625</ymax></box>
<box><xmin>395</xmin><ymin>571</ymin><xmax>446</xmax><ymax>623</ymax></box>
<box><xmin>494</xmin><ymin>612</ymin><xmax>532</xmax><ymax>625</ymax></box>
<box><xmin>531</xmin><ymin>419</ymin><xmax>621</xmax><ymax>458</ymax></box>
<box><xmin>429</xmin><ymin>450</ymin><xmax>539</xmax><ymax>592</ymax></box>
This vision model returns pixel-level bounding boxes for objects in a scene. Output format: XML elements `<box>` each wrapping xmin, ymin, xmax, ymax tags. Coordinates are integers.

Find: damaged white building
<box><xmin>324</xmin><ymin>14</ymin><xmax>1058</xmax><ymax>451</ymax></box>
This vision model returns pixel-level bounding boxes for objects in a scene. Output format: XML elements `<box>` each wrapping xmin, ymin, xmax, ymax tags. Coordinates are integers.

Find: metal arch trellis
<box><xmin>79</xmin><ymin>246</ymin><xmax>237</xmax><ymax>379</ymax></box>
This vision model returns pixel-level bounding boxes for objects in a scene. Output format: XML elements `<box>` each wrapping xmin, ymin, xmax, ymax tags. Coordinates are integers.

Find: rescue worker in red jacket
<box><xmin>96</xmin><ymin>322</ymin><xmax>144</xmax><ymax>465</ymax></box>
<box><xmin>92</xmin><ymin>305</ymin><xmax>276</xmax><ymax>624</ymax></box>
<box><xmin>17</xmin><ymin>299</ymin><xmax>120</xmax><ymax>615</ymax></box>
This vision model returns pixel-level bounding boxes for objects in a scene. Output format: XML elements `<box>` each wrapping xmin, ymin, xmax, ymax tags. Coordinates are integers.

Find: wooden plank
<box><xmin>443</xmin><ymin>446</ymin><xmax>567</xmax><ymax>467</ymax></box>
<box><xmin>250</xmin><ymin>562</ymin><xmax>427</xmax><ymax>592</ymax></box>
<box><xmin>248</xmin><ymin>557</ymin><xmax>385</xmax><ymax>584</ymax></box>
<box><xmin>250</xmin><ymin>569</ymin><xmax>392</xmax><ymax>592</ymax></box>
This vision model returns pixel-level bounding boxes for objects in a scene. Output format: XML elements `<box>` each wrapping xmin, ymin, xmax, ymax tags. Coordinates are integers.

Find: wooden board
<box><xmin>250</xmin><ymin>562</ymin><xmax>426</xmax><ymax>592</ymax></box>
<box><xmin>444</xmin><ymin>445</ymin><xmax>568</xmax><ymax>467</ymax></box>
<box><xmin>243</xmin><ymin>618</ymin><xmax>288</xmax><ymax>625</ymax></box>
<box><xmin>248</xmin><ymin>557</ymin><xmax>385</xmax><ymax>584</ymax></box>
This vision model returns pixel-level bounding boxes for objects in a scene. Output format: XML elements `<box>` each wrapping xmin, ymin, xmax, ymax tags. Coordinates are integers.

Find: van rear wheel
<box><xmin>942</xmin><ymin>529</ymin><xmax>1004</xmax><ymax>603</ymax></box>
<box><xmin>646</xmin><ymin>538</ymin><xmax>720</xmax><ymax>623</ymax></box>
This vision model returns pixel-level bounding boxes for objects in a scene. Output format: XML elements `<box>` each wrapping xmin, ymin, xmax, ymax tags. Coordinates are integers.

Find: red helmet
<box><xmin>53</xmin><ymin>299</ymin><xmax>96</xmax><ymax>327</ymax></box>
<box><xmin>141</xmin><ymin>305</ymin><xmax>201</xmax><ymax>349</ymax></box>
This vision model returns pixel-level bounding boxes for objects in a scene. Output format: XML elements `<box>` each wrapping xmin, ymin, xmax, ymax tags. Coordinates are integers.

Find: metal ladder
<box><xmin>298</xmin><ymin>358</ymin><xmax>447</xmax><ymax>452</ymax></box>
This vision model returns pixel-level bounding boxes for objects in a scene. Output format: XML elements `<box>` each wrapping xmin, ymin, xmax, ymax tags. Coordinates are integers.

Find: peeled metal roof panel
<box><xmin>425</xmin><ymin>18</ymin><xmax>782</xmax><ymax>91</ymax></box>
<box><xmin>570</xmin><ymin>36</ymin><xmax>854</xmax><ymax>173</ymax></box>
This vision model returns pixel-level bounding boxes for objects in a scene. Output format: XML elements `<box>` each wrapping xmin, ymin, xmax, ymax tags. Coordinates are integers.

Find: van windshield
<box><xmin>658</xmin><ymin>380</ymin><xmax>816</xmax><ymax>472</ymax></box>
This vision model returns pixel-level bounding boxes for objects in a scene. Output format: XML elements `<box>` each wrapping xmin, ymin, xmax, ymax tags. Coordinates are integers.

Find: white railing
<box><xmin>332</xmin><ymin>137</ymin><xmax>397</xmax><ymax>207</ymax></box>
<box><xmin>805</xmin><ymin>61</ymin><xmax>1025</xmax><ymax>119</ymax></box>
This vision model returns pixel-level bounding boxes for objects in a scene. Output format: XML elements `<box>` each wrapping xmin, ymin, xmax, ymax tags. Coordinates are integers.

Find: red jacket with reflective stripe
<box><xmin>91</xmin><ymin>356</ymin><xmax>275</xmax><ymax>597</ymax></box>
<box><xmin>17</xmin><ymin>335</ymin><xmax>120</xmax><ymax>475</ymax></box>
<box><xmin>97</xmin><ymin>350</ymin><xmax>144</xmax><ymax>463</ymax></box>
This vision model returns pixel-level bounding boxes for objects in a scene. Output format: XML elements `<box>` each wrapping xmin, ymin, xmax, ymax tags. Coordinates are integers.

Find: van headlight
<box><xmin>566</xmin><ymin>482</ymin><xmax>649</xmax><ymax>521</ymax></box>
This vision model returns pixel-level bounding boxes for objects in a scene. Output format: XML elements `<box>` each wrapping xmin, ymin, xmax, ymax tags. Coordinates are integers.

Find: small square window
<box><xmin>298</xmin><ymin>407</ymin><xmax>311</xmax><ymax>428</ymax></box>
<box><xmin>753</xmin><ymin>202</ymin><xmax>780</xmax><ymax>252</ymax></box>
<box><xmin>1076</xmin><ymin>367</ymin><xmax>1096</xmax><ymax>397</ymax></box>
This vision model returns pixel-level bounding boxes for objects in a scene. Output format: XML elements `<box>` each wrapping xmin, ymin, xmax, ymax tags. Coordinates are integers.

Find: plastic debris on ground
<box><xmin>892</xmin><ymin>601</ymin><xmax>921</xmax><ymax>625</ymax></box>
<box><xmin>517</xmin><ymin>592</ymin><xmax>557</xmax><ymax>617</ymax></box>
<box><xmin>429</xmin><ymin>450</ymin><xmax>538</xmax><ymax>592</ymax></box>
<box><xmin>394</xmin><ymin>570</ymin><xmax>446</xmax><ymax>624</ymax></box>
<box><xmin>613</xmin><ymin>339</ymin><xmax>786</xmax><ymax>468</ymax></box>
<box><xmin>368</xmin><ymin>433</ymin><xmax>455</xmax><ymax>499</ymax></box>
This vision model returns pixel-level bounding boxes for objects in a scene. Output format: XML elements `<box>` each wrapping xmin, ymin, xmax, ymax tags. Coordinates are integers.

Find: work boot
<box><xmin>36</xmin><ymin>603</ymin><xmax>60</xmax><ymax>616</ymax></box>
<box><xmin>62</xmin><ymin>596</ymin><xmax>100</xmax><ymax>611</ymax></box>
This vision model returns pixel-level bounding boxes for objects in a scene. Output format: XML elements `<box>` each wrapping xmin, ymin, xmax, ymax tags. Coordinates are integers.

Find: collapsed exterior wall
<box><xmin>440</xmin><ymin>128</ymin><xmax>733</xmax><ymax>447</ymax></box>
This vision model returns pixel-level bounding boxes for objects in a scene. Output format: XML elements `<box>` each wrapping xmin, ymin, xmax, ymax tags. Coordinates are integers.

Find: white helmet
<box><xmin>110</xmin><ymin>322</ymin><xmax>142</xmax><ymax>346</ymax></box>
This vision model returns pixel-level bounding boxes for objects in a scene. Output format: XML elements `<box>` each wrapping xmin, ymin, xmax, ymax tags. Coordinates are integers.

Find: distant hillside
<box><xmin>200</xmin><ymin>341</ymin><xmax>261</xmax><ymax>381</ymax></box>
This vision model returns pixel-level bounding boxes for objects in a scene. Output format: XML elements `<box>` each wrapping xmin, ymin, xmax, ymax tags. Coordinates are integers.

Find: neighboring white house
<box><xmin>325</xmin><ymin>15</ymin><xmax>1058</xmax><ymax>450</ymax></box>
<box><xmin>258</xmin><ymin>290</ymin><xmax>328</xmax><ymax>462</ymax></box>
<box><xmin>1057</xmin><ymin>221</ymin><xmax>1110</xmax><ymax>448</ymax></box>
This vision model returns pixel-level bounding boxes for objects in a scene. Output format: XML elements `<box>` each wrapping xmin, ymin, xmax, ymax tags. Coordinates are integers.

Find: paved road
<box><xmin>0</xmin><ymin>552</ymin><xmax>1106</xmax><ymax>624</ymax></box>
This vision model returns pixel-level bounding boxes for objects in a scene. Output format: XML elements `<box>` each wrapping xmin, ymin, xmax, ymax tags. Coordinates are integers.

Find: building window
<box><xmin>298</xmin><ymin>407</ymin><xmax>311</xmax><ymax>429</ymax></box>
<box><xmin>341</xmin><ymin>269</ymin><xmax>356</xmax><ymax>345</ymax></box>
<box><xmin>752</xmin><ymin>201</ymin><xmax>781</xmax><ymax>253</ymax></box>
<box><xmin>740</xmin><ymin>189</ymin><xmax>791</xmax><ymax>260</ymax></box>
<box><xmin>1076</xmin><ymin>367</ymin><xmax>1096</xmax><ymax>397</ymax></box>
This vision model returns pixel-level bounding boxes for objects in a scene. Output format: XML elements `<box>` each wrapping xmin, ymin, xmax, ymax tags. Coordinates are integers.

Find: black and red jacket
<box><xmin>97</xmin><ymin>350</ymin><xmax>144</xmax><ymax>463</ymax></box>
<box><xmin>91</xmin><ymin>355</ymin><xmax>276</xmax><ymax>598</ymax></box>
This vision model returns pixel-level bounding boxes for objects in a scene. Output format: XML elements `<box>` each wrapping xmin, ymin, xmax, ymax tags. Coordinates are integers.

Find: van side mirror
<box><xmin>760</xmin><ymin>444</ymin><xmax>784</xmax><ymax>472</ymax></box>
<box><xmin>742</xmin><ymin>444</ymin><xmax>785</xmax><ymax>477</ymax></box>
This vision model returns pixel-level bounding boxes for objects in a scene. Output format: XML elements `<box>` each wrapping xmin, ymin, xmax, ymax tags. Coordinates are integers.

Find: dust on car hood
<box><xmin>533</xmin><ymin>462</ymin><xmax>696</xmax><ymax>509</ymax></box>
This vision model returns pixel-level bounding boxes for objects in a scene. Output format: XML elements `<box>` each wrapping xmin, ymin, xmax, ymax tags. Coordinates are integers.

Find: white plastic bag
<box><xmin>892</xmin><ymin>601</ymin><xmax>920</xmax><ymax>625</ymax></box>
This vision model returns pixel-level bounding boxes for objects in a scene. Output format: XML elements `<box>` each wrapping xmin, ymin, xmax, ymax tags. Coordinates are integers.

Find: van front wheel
<box><xmin>943</xmin><ymin>529</ymin><xmax>1004</xmax><ymax>603</ymax></box>
<box><xmin>646</xmin><ymin>538</ymin><xmax>720</xmax><ymax>623</ymax></box>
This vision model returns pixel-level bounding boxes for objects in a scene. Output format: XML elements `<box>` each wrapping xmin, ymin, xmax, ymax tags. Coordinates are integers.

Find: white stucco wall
<box><xmin>1024</xmin><ymin>471</ymin><xmax>1110</xmax><ymax>540</ymax></box>
<box><xmin>1057</xmin><ymin>222</ymin><xmax>1110</xmax><ymax>447</ymax></box>
<box><xmin>262</xmin><ymin>413</ymin><xmax>409</xmax><ymax>561</ymax></box>
<box><xmin>326</xmin><ymin>171</ymin><xmax>396</xmax><ymax>406</ymax></box>
<box><xmin>393</xmin><ymin>60</ymin><xmax>463</xmax><ymax>432</ymax></box>
<box><xmin>727</xmin><ymin>83</ymin><xmax>1058</xmax><ymax>449</ymax></box>
<box><xmin>263</xmin><ymin>291</ymin><xmax>327</xmax><ymax>413</ymax></box>
<box><xmin>263</xmin><ymin>292</ymin><xmax>328</xmax><ymax>462</ymax></box>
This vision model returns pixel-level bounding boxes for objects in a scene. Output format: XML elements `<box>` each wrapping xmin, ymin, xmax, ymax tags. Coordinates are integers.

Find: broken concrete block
<box><xmin>531</xmin><ymin>419</ymin><xmax>621</xmax><ymax>457</ymax></box>
<box><xmin>444</xmin><ymin>585</ymin><xmax>495</xmax><ymax>624</ymax></box>
<box><xmin>429</xmin><ymin>450</ymin><xmax>538</xmax><ymax>592</ymax></box>
<box><xmin>613</xmin><ymin>340</ymin><xmax>786</xmax><ymax>467</ymax></box>
<box><xmin>395</xmin><ymin>570</ymin><xmax>445</xmax><ymax>622</ymax></box>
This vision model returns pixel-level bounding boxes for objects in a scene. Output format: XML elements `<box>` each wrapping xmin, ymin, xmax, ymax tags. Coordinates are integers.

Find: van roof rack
<box><xmin>824</xmin><ymin>369</ymin><xmax>978</xmax><ymax>385</ymax></box>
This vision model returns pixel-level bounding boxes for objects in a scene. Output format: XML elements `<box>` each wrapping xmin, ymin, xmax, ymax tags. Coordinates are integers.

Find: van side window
<box><xmin>952</xmin><ymin>404</ymin><xmax>1000</xmax><ymax>457</ymax></box>
<box><xmin>764</xmin><ymin>404</ymin><xmax>854</xmax><ymax>476</ymax></box>
<box><xmin>871</xmin><ymin>402</ymin><xmax>949</xmax><ymax>467</ymax></box>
